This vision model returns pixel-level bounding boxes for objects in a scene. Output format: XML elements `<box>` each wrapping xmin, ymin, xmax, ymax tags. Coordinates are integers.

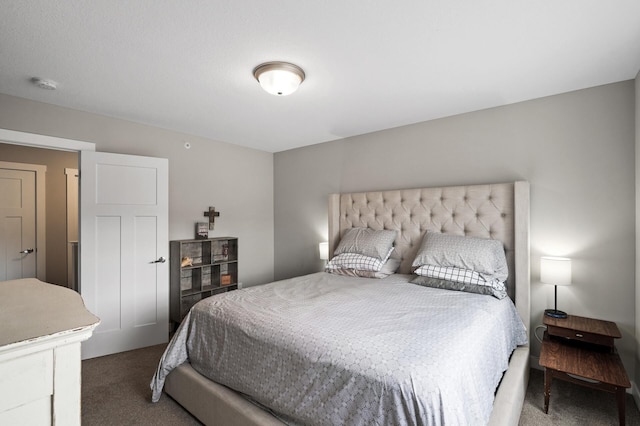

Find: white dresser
<box><xmin>0</xmin><ymin>278</ymin><xmax>99</xmax><ymax>425</ymax></box>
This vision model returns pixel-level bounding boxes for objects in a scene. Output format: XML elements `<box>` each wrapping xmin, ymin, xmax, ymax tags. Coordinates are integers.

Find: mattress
<box><xmin>151</xmin><ymin>272</ymin><xmax>527</xmax><ymax>426</ymax></box>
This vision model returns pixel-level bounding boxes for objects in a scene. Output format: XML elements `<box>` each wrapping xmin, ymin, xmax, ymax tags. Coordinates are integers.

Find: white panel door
<box><xmin>80</xmin><ymin>151</ymin><xmax>169</xmax><ymax>359</ymax></box>
<box><xmin>0</xmin><ymin>168</ymin><xmax>36</xmax><ymax>280</ymax></box>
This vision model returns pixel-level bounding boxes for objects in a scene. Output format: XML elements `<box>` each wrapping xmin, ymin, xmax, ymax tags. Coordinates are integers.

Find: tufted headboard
<box><xmin>328</xmin><ymin>182</ymin><xmax>530</xmax><ymax>332</ymax></box>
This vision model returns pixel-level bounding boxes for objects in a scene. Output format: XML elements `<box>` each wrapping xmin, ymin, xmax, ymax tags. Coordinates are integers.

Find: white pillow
<box><xmin>413</xmin><ymin>264</ymin><xmax>507</xmax><ymax>299</ymax></box>
<box><xmin>334</xmin><ymin>227</ymin><xmax>397</xmax><ymax>261</ymax></box>
<box><xmin>326</xmin><ymin>248</ymin><xmax>393</xmax><ymax>272</ymax></box>
<box><xmin>412</xmin><ymin>232</ymin><xmax>508</xmax><ymax>282</ymax></box>
<box><xmin>328</xmin><ymin>258</ymin><xmax>401</xmax><ymax>279</ymax></box>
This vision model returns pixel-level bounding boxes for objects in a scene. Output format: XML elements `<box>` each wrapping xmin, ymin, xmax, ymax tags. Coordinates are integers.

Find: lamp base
<box><xmin>544</xmin><ymin>309</ymin><xmax>568</xmax><ymax>319</ymax></box>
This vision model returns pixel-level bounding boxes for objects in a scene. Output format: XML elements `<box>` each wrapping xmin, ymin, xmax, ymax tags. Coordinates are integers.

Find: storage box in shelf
<box><xmin>219</xmin><ymin>262</ymin><xmax>238</xmax><ymax>286</ymax></box>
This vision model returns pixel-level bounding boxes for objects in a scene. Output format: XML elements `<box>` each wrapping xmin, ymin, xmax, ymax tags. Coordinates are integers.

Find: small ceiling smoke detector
<box><xmin>31</xmin><ymin>77</ymin><xmax>58</xmax><ymax>90</ymax></box>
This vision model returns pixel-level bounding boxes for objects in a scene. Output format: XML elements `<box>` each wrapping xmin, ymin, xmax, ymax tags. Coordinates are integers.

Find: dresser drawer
<box><xmin>0</xmin><ymin>349</ymin><xmax>54</xmax><ymax>413</ymax></box>
<box><xmin>547</xmin><ymin>325</ymin><xmax>614</xmax><ymax>348</ymax></box>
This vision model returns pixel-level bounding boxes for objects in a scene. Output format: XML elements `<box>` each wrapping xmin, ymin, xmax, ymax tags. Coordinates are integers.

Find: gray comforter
<box><xmin>151</xmin><ymin>272</ymin><xmax>527</xmax><ymax>425</ymax></box>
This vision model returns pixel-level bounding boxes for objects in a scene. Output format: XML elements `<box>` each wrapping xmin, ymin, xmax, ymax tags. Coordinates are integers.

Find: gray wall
<box><xmin>274</xmin><ymin>81</ymin><xmax>636</xmax><ymax>378</ymax></box>
<box><xmin>0</xmin><ymin>94</ymin><xmax>275</xmax><ymax>287</ymax></box>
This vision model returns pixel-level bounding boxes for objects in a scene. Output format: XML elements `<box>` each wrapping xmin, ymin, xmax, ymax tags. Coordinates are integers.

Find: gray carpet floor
<box><xmin>82</xmin><ymin>344</ymin><xmax>640</xmax><ymax>425</ymax></box>
<box><xmin>82</xmin><ymin>343</ymin><xmax>201</xmax><ymax>425</ymax></box>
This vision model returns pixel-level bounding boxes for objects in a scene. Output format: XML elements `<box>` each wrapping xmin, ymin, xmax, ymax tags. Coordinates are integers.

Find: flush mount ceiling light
<box><xmin>253</xmin><ymin>62</ymin><xmax>305</xmax><ymax>96</ymax></box>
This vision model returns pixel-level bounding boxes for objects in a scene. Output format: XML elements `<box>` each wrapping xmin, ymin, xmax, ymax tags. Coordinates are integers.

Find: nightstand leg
<box><xmin>543</xmin><ymin>368</ymin><xmax>551</xmax><ymax>414</ymax></box>
<box><xmin>616</xmin><ymin>387</ymin><xmax>626</xmax><ymax>426</ymax></box>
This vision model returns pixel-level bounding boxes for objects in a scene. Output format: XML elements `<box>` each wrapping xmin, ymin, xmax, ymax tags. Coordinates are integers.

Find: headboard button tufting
<box><xmin>334</xmin><ymin>183</ymin><xmax>517</xmax><ymax>299</ymax></box>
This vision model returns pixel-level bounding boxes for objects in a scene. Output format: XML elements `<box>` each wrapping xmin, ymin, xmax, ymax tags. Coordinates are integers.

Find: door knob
<box><xmin>19</xmin><ymin>248</ymin><xmax>35</xmax><ymax>254</ymax></box>
<box><xmin>151</xmin><ymin>256</ymin><xmax>167</xmax><ymax>264</ymax></box>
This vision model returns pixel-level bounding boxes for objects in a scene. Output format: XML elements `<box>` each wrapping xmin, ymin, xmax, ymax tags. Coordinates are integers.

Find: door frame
<box><xmin>0</xmin><ymin>129</ymin><xmax>96</xmax><ymax>280</ymax></box>
<box><xmin>0</xmin><ymin>160</ymin><xmax>47</xmax><ymax>280</ymax></box>
<box><xmin>0</xmin><ymin>129</ymin><xmax>95</xmax><ymax>152</ymax></box>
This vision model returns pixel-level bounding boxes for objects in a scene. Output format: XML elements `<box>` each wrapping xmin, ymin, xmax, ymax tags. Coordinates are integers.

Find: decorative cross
<box><xmin>204</xmin><ymin>206</ymin><xmax>220</xmax><ymax>230</ymax></box>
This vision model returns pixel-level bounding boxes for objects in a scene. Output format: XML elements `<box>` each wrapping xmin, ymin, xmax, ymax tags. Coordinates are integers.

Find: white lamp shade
<box><xmin>319</xmin><ymin>242</ymin><xmax>329</xmax><ymax>261</ymax></box>
<box><xmin>258</xmin><ymin>69</ymin><xmax>301</xmax><ymax>96</ymax></box>
<box><xmin>540</xmin><ymin>256</ymin><xmax>571</xmax><ymax>286</ymax></box>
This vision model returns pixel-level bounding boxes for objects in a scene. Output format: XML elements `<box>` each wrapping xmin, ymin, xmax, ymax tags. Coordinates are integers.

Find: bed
<box><xmin>151</xmin><ymin>181</ymin><xmax>531</xmax><ymax>426</ymax></box>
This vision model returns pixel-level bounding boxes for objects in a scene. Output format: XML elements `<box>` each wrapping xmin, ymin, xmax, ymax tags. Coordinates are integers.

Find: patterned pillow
<box><xmin>326</xmin><ymin>248</ymin><xmax>393</xmax><ymax>272</ymax></box>
<box><xmin>328</xmin><ymin>258</ymin><xmax>401</xmax><ymax>278</ymax></box>
<box><xmin>411</xmin><ymin>232</ymin><xmax>508</xmax><ymax>282</ymax></box>
<box><xmin>334</xmin><ymin>227</ymin><xmax>397</xmax><ymax>261</ymax></box>
<box><xmin>412</xmin><ymin>264</ymin><xmax>508</xmax><ymax>299</ymax></box>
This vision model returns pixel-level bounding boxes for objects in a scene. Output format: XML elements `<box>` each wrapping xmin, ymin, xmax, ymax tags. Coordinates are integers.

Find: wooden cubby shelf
<box><xmin>170</xmin><ymin>237</ymin><xmax>238</xmax><ymax>325</ymax></box>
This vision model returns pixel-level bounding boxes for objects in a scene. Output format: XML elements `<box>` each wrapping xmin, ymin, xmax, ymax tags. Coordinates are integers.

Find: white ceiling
<box><xmin>1</xmin><ymin>1</ymin><xmax>639</xmax><ymax>153</ymax></box>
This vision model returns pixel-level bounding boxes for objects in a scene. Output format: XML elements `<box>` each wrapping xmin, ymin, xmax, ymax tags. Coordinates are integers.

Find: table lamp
<box><xmin>541</xmin><ymin>256</ymin><xmax>572</xmax><ymax>319</ymax></box>
<box><xmin>319</xmin><ymin>242</ymin><xmax>329</xmax><ymax>264</ymax></box>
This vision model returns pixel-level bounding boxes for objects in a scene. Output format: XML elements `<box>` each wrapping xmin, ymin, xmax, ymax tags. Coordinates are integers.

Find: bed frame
<box><xmin>164</xmin><ymin>181</ymin><xmax>530</xmax><ymax>426</ymax></box>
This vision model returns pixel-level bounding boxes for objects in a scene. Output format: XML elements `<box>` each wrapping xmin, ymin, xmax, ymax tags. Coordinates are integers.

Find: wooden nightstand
<box><xmin>539</xmin><ymin>315</ymin><xmax>630</xmax><ymax>425</ymax></box>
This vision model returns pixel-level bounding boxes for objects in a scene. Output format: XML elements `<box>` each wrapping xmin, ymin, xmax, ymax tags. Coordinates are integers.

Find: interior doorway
<box><xmin>0</xmin><ymin>142</ymin><xmax>79</xmax><ymax>288</ymax></box>
<box><xmin>0</xmin><ymin>129</ymin><xmax>171</xmax><ymax>359</ymax></box>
